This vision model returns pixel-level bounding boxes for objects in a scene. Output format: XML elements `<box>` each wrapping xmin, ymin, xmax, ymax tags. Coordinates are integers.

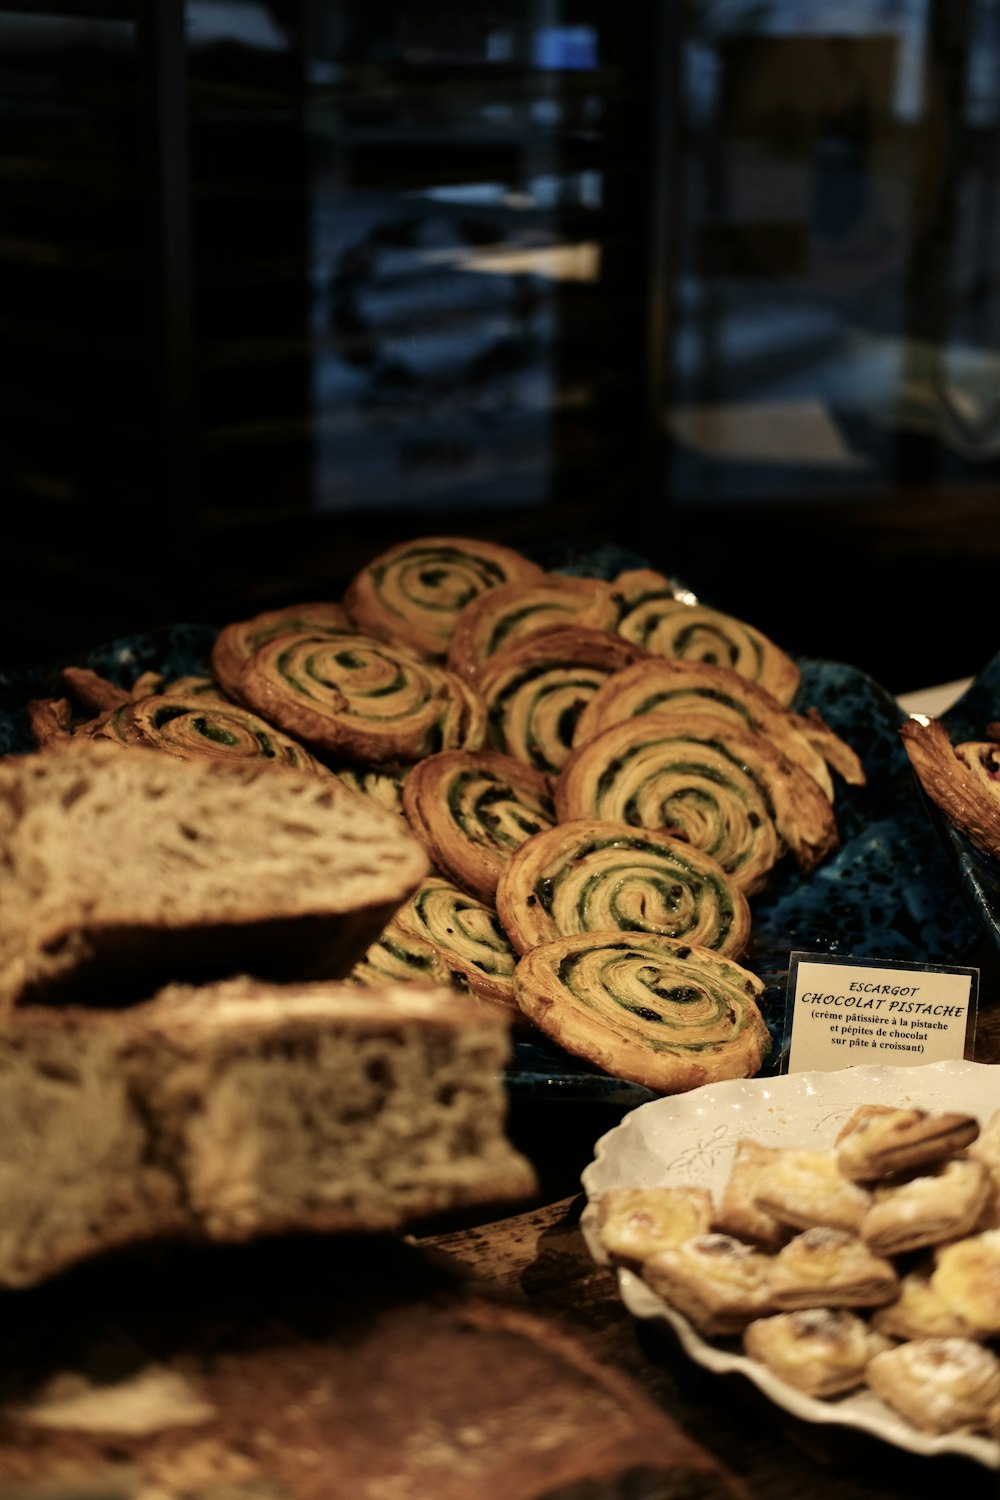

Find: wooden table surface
<box><xmin>418</xmin><ymin>978</ymin><xmax>1000</xmax><ymax>1500</ymax></box>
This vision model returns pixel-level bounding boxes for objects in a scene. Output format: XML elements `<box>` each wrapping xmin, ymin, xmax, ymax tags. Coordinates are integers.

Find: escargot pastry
<box><xmin>390</xmin><ymin>875</ymin><xmax>519</xmax><ymax>1016</ymax></box>
<box><xmin>572</xmin><ymin>657</ymin><xmax>864</xmax><ymax>799</ymax></box>
<box><xmin>235</xmin><ymin>630</ymin><xmax>486</xmax><ymax>766</ymax></box>
<box><xmin>92</xmin><ymin>693</ymin><xmax>333</xmax><ymax>776</ymax></box>
<box><xmin>900</xmin><ymin>715</ymin><xmax>1000</xmax><ymax>864</ymax></box>
<box><xmin>342</xmin><ymin>535</ymin><xmax>546</xmax><ymax>661</ymax></box>
<box><xmin>210</xmin><ymin>600</ymin><xmax>351</xmax><ymax>702</ymax></box>
<box><xmin>495</xmin><ymin>818</ymin><xmax>751</xmax><ymax>958</ymax></box>
<box><xmin>578</xmin><ymin>569</ymin><xmax>801</xmax><ymax>706</ymax></box>
<box><xmin>476</xmin><ymin>626</ymin><xmax>648</xmax><ymax>777</ymax></box>
<box><xmin>349</xmin><ymin>908</ymin><xmax>461</xmax><ymax>992</ymax></box>
<box><xmin>555</xmin><ymin>711</ymin><xmax>838</xmax><ymax>895</ymax></box>
<box><xmin>446</xmin><ymin>572</ymin><xmax>612</xmax><ymax>682</ymax></box>
<box><xmin>401</xmin><ymin>750</ymin><xmax>554</xmax><ymax>903</ymax></box>
<box><xmin>333</xmin><ymin>765</ymin><xmax>408</xmax><ymax>818</ymax></box>
<box><xmin>512</xmin><ymin>930</ymin><xmax>770</xmax><ymax>1093</ymax></box>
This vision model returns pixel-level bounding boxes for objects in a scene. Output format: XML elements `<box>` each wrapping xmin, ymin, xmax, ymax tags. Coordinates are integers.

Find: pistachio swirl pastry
<box><xmin>513</xmin><ymin>930</ymin><xmax>770</xmax><ymax>1093</ymax></box>
<box><xmin>92</xmin><ymin>693</ymin><xmax>333</xmax><ymax>776</ymax></box>
<box><xmin>495</xmin><ymin>819</ymin><xmax>750</xmax><ymax>959</ymax></box>
<box><xmin>580</xmin><ymin>569</ymin><xmax>800</xmax><ymax>706</ymax></box>
<box><xmin>446</xmin><ymin>573</ymin><xmax>612</xmax><ymax>682</ymax></box>
<box><xmin>236</xmin><ymin>630</ymin><xmax>486</xmax><ymax>766</ymax></box>
<box><xmin>210</xmin><ymin>600</ymin><xmax>350</xmax><ymax>702</ymax></box>
<box><xmin>573</xmin><ymin>658</ymin><xmax>864</xmax><ymax>799</ymax></box>
<box><xmin>343</xmin><ymin>535</ymin><xmax>546</xmax><ymax>661</ymax></box>
<box><xmin>900</xmin><ymin>716</ymin><xmax>1000</xmax><ymax>863</ymax></box>
<box><xmin>476</xmin><ymin>626</ymin><xmax>648</xmax><ymax>777</ymax></box>
<box><xmin>349</xmin><ymin>907</ymin><xmax>461</xmax><ymax>992</ymax></box>
<box><xmin>391</xmin><ymin>875</ymin><xmax>519</xmax><ymax>1016</ymax></box>
<box><xmin>401</xmin><ymin>750</ymin><xmax>554</xmax><ymax>903</ymax></box>
<box><xmin>334</xmin><ymin>765</ymin><xmax>407</xmax><ymax>818</ymax></box>
<box><xmin>555</xmin><ymin>711</ymin><xmax>838</xmax><ymax>895</ymax></box>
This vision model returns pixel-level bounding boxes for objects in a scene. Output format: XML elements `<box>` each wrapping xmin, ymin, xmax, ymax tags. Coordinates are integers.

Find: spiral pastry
<box><xmin>446</xmin><ymin>573</ymin><xmax>612</xmax><ymax>682</ymax></box>
<box><xmin>401</xmin><ymin>750</ymin><xmax>555</xmax><ymax>903</ymax></box>
<box><xmin>573</xmin><ymin>658</ymin><xmax>864</xmax><ymax>799</ymax></box>
<box><xmin>496</xmin><ymin>819</ymin><xmax>751</xmax><ymax>959</ymax></box>
<box><xmin>343</xmin><ymin>535</ymin><xmax>546</xmax><ymax>661</ymax></box>
<box><xmin>476</xmin><ymin>626</ymin><xmax>648</xmax><ymax>778</ymax></box>
<box><xmin>349</xmin><ymin>909</ymin><xmax>460</xmax><ymax>991</ymax></box>
<box><xmin>211</xmin><ymin>600</ymin><xmax>350</xmax><ymax>702</ymax></box>
<box><xmin>334</xmin><ymin>766</ymin><xmax>407</xmax><ymax>819</ymax></box>
<box><xmin>900</xmin><ymin>716</ymin><xmax>1000</xmax><ymax>861</ymax></box>
<box><xmin>93</xmin><ymin>693</ymin><xmax>332</xmax><ymax>775</ymax></box>
<box><xmin>581</xmin><ymin>569</ymin><xmax>800</xmax><ymax>706</ymax></box>
<box><xmin>555</xmin><ymin>711</ymin><xmax>838</xmax><ymax>895</ymax></box>
<box><xmin>391</xmin><ymin>875</ymin><xmax>519</xmax><ymax>1015</ymax></box>
<box><xmin>235</xmin><ymin>630</ymin><xmax>487</xmax><ymax>765</ymax></box>
<box><xmin>513</xmin><ymin>930</ymin><xmax>770</xmax><ymax>1093</ymax></box>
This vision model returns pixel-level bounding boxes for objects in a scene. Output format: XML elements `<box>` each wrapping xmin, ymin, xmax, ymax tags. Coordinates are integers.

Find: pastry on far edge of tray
<box><xmin>446</xmin><ymin>571</ymin><xmax>614</xmax><ymax>682</ymax></box>
<box><xmin>900</xmin><ymin>714</ymin><xmax>1000</xmax><ymax>863</ymax></box>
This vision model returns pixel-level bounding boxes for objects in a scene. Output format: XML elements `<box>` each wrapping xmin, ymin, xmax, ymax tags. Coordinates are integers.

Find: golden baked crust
<box><xmin>867</xmin><ymin>1337</ymin><xmax>1000</xmax><ymax>1435</ymax></box>
<box><xmin>769</xmin><ymin>1227</ymin><xmax>898</xmax><ymax>1310</ymax></box>
<box><xmin>642</xmin><ymin>1232</ymin><xmax>776</xmax><ymax>1336</ymax></box>
<box><xmin>835</xmin><ymin>1105</ymin><xmax>980</xmax><ymax>1182</ymax></box>
<box><xmin>236</xmin><ymin>630</ymin><xmax>487</xmax><ymax>765</ymax></box>
<box><xmin>495</xmin><ymin>818</ymin><xmax>751</xmax><ymax>958</ymax></box>
<box><xmin>578</xmin><ymin>569</ymin><xmax>801</xmax><ymax>705</ymax></box>
<box><xmin>92</xmin><ymin>694</ymin><xmax>333</xmax><ymax>777</ymax></box>
<box><xmin>555</xmin><ymin>710</ymin><xmax>839</xmax><ymax>895</ymax></box>
<box><xmin>752</xmin><ymin>1149</ymin><xmax>873</xmax><ymax>1235</ymax></box>
<box><xmin>871</xmin><ymin>1263</ymin><xmax>988</xmax><ymax>1342</ymax></box>
<box><xmin>595</xmin><ymin>1185</ymin><xmax>715</xmax><ymax>1269</ymax></box>
<box><xmin>401</xmin><ymin>750</ymin><xmax>554</xmax><ymax>904</ymax></box>
<box><xmin>512</xmin><ymin>930</ymin><xmax>770</xmax><ymax>1094</ymax></box>
<box><xmin>900</xmin><ymin>715</ymin><xmax>1000</xmax><ymax>862</ymax></box>
<box><xmin>390</xmin><ymin>875</ymin><xmax>520</xmax><ymax>1018</ymax></box>
<box><xmin>446</xmin><ymin>572</ymin><xmax>613</xmax><ymax>682</ymax></box>
<box><xmin>931</xmin><ymin>1228</ymin><xmax>1000</xmax><ymax>1336</ymax></box>
<box><xmin>743</xmin><ymin>1308</ymin><xmax>885</xmax><ymax>1398</ymax></box>
<box><xmin>210</xmin><ymin>600</ymin><xmax>350</xmax><ymax>702</ymax></box>
<box><xmin>343</xmin><ymin>535</ymin><xmax>546</xmax><ymax>660</ymax></box>
<box><xmin>860</xmin><ymin>1158</ymin><xmax>995</xmax><ymax>1257</ymax></box>
<box><xmin>713</xmin><ymin>1140</ymin><xmax>792</xmax><ymax>1251</ymax></box>
<box><xmin>475</xmin><ymin>626</ymin><xmax>649</xmax><ymax>777</ymax></box>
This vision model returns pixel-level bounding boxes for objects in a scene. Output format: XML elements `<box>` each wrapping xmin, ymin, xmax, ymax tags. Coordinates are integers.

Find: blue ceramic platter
<box><xmin>904</xmin><ymin>651</ymin><xmax>1000</xmax><ymax>961</ymax></box>
<box><xmin>0</xmin><ymin>587</ymin><xmax>980</xmax><ymax>1110</ymax></box>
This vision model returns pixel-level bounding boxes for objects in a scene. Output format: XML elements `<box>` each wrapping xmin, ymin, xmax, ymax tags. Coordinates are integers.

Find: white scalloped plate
<box><xmin>580</xmin><ymin>1060</ymin><xmax>1000</xmax><ymax>1467</ymax></box>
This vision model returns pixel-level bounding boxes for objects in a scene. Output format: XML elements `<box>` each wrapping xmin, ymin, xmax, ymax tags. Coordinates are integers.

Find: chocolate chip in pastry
<box><xmin>210</xmin><ymin>600</ymin><xmax>350</xmax><ymax>702</ymax></box>
<box><xmin>512</xmin><ymin>931</ymin><xmax>770</xmax><ymax>1094</ymax></box>
<box><xmin>713</xmin><ymin>1140</ymin><xmax>792</xmax><ymax>1252</ymax></box>
<box><xmin>446</xmin><ymin>573</ymin><xmax>613</xmax><ymax>682</ymax></box>
<box><xmin>871</xmin><ymin>1263</ymin><xmax>989</xmax><ymax>1342</ymax></box>
<box><xmin>834</xmin><ymin>1105</ymin><xmax>980</xmax><ymax>1182</ymax></box>
<box><xmin>236</xmin><ymin>630</ymin><xmax>487</xmax><ymax>766</ymax></box>
<box><xmin>401</xmin><ymin>750</ymin><xmax>554</xmax><ymax>904</ymax></box>
<box><xmin>866</xmin><ymin>1337</ymin><xmax>1000</xmax><ymax>1435</ymax></box>
<box><xmin>860</xmin><ymin>1157</ymin><xmax>995</xmax><ymax>1257</ymax></box>
<box><xmin>743</xmin><ymin>1308</ymin><xmax>887</xmax><ymax>1399</ymax></box>
<box><xmin>931</xmin><ymin>1228</ymin><xmax>1000</xmax><ymax>1337</ymax></box>
<box><xmin>900</xmin><ymin>715</ymin><xmax>1000</xmax><ymax>864</ymax></box>
<box><xmin>555</xmin><ymin>711</ymin><xmax>838</xmax><ymax>896</ymax></box>
<box><xmin>769</xmin><ymin>1227</ymin><xmax>898</xmax><ymax>1310</ymax></box>
<box><xmin>391</xmin><ymin>875</ymin><xmax>520</xmax><ymax>1020</ymax></box>
<box><xmin>752</xmin><ymin>1149</ymin><xmax>872</xmax><ymax>1235</ymax></box>
<box><xmin>577</xmin><ymin>569</ymin><xmax>801</xmax><ymax>706</ymax></box>
<box><xmin>495</xmin><ymin>818</ymin><xmax>751</xmax><ymax>959</ymax></box>
<box><xmin>595</xmin><ymin>1186</ymin><xmax>715</xmax><ymax>1270</ymax></box>
<box><xmin>476</xmin><ymin>626</ymin><xmax>649</xmax><ymax>777</ymax></box>
<box><xmin>641</xmin><ymin>1233</ymin><xmax>776</xmax><ymax>1337</ymax></box>
<box><xmin>343</xmin><ymin>535</ymin><xmax>547</xmax><ymax>661</ymax></box>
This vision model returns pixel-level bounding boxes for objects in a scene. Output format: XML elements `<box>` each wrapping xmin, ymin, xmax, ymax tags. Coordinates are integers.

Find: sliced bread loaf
<box><xmin>0</xmin><ymin>976</ymin><xmax>536</xmax><ymax>1288</ymax></box>
<box><xmin>0</xmin><ymin>742</ymin><xmax>429</xmax><ymax>1008</ymax></box>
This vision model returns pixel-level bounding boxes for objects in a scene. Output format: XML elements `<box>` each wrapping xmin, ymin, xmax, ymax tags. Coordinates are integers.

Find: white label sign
<box><xmin>785</xmin><ymin>953</ymin><xmax>978</xmax><ymax>1074</ymax></box>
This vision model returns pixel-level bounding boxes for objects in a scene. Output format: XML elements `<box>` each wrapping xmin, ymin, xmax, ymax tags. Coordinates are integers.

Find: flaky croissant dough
<box><xmin>900</xmin><ymin>715</ymin><xmax>1000</xmax><ymax>862</ymax></box>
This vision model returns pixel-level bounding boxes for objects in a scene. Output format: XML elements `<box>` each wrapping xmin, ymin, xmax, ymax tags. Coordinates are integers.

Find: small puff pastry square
<box><xmin>931</xmin><ymin>1228</ymin><xmax>1000</xmax><ymax>1337</ymax></box>
<box><xmin>871</xmin><ymin>1263</ymin><xmax>987</xmax><ymax>1343</ymax></box>
<box><xmin>835</xmin><ymin>1105</ymin><xmax>980</xmax><ymax>1183</ymax></box>
<box><xmin>866</xmin><ymin>1337</ymin><xmax>1000</xmax><ymax>1435</ymax></box>
<box><xmin>713</xmin><ymin>1139</ymin><xmax>791</xmax><ymax>1251</ymax></box>
<box><xmin>595</xmin><ymin>1185</ymin><xmax>715</xmax><ymax>1269</ymax></box>
<box><xmin>769</xmin><ymin>1227</ymin><xmax>898</xmax><ymax>1310</ymax></box>
<box><xmin>859</xmin><ymin>1157</ymin><xmax>995</xmax><ymax>1258</ymax></box>
<box><xmin>642</xmin><ymin>1233</ymin><xmax>775</xmax><ymax>1338</ymax></box>
<box><xmin>752</xmin><ymin>1148</ymin><xmax>872</xmax><ymax>1235</ymax></box>
<box><xmin>743</xmin><ymin>1307</ymin><xmax>888</xmax><ymax>1398</ymax></box>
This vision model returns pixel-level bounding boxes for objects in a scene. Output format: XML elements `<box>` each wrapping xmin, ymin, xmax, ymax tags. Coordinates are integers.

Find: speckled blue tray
<box><xmin>0</xmin><ymin>597</ymin><xmax>980</xmax><ymax>1109</ymax></box>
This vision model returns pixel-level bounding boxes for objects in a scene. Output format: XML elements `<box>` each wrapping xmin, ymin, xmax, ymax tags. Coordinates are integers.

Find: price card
<box><xmin>784</xmin><ymin>953</ymin><xmax>979</xmax><ymax>1074</ymax></box>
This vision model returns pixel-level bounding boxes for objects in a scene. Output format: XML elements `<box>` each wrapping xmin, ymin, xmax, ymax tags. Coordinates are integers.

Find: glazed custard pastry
<box><xmin>495</xmin><ymin>818</ymin><xmax>751</xmax><ymax>958</ymax></box>
<box><xmin>871</xmin><ymin>1263</ymin><xmax>988</xmax><ymax>1342</ymax></box>
<box><xmin>475</xmin><ymin>625</ymin><xmax>649</xmax><ymax>776</ymax></box>
<box><xmin>866</xmin><ymin>1337</ymin><xmax>1000</xmax><ymax>1435</ymax></box>
<box><xmin>931</xmin><ymin>1228</ymin><xmax>1000</xmax><ymax>1337</ymax></box>
<box><xmin>713</xmin><ymin>1140</ymin><xmax>793</xmax><ymax>1252</ymax></box>
<box><xmin>752</xmin><ymin>1149</ymin><xmax>873</xmax><ymax>1236</ymax></box>
<box><xmin>595</xmin><ymin>1186</ymin><xmax>715</xmax><ymax>1270</ymax></box>
<box><xmin>641</xmin><ymin>1233</ymin><xmax>776</xmax><ymax>1337</ymax></box>
<box><xmin>859</xmin><ymin>1157</ymin><xmax>995</xmax><ymax>1257</ymax></box>
<box><xmin>446</xmin><ymin>572</ymin><xmax>613</xmax><ymax>682</ymax></box>
<box><xmin>512</xmin><ymin>930</ymin><xmax>770</xmax><ymax>1094</ymax></box>
<box><xmin>578</xmin><ymin>568</ymin><xmax>802</xmax><ymax>705</ymax></box>
<box><xmin>743</xmin><ymin>1308</ymin><xmax>886</xmax><ymax>1399</ymax></box>
<box><xmin>343</xmin><ymin>535</ymin><xmax>547</xmax><ymax>660</ymax></box>
<box><xmin>769</xmin><ymin>1228</ymin><xmax>899</xmax><ymax>1311</ymax></box>
<box><xmin>401</xmin><ymin>749</ymin><xmax>555</xmax><ymax>903</ymax></box>
<box><xmin>236</xmin><ymin>629</ymin><xmax>487</xmax><ymax>765</ymax></box>
<box><xmin>555</xmin><ymin>710</ymin><xmax>839</xmax><ymax>895</ymax></box>
<box><xmin>834</xmin><ymin>1105</ymin><xmax>980</xmax><ymax>1182</ymax></box>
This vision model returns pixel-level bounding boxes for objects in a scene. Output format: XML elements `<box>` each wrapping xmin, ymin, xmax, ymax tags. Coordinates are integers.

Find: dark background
<box><xmin>2</xmin><ymin>0</ymin><xmax>999</xmax><ymax>696</ymax></box>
